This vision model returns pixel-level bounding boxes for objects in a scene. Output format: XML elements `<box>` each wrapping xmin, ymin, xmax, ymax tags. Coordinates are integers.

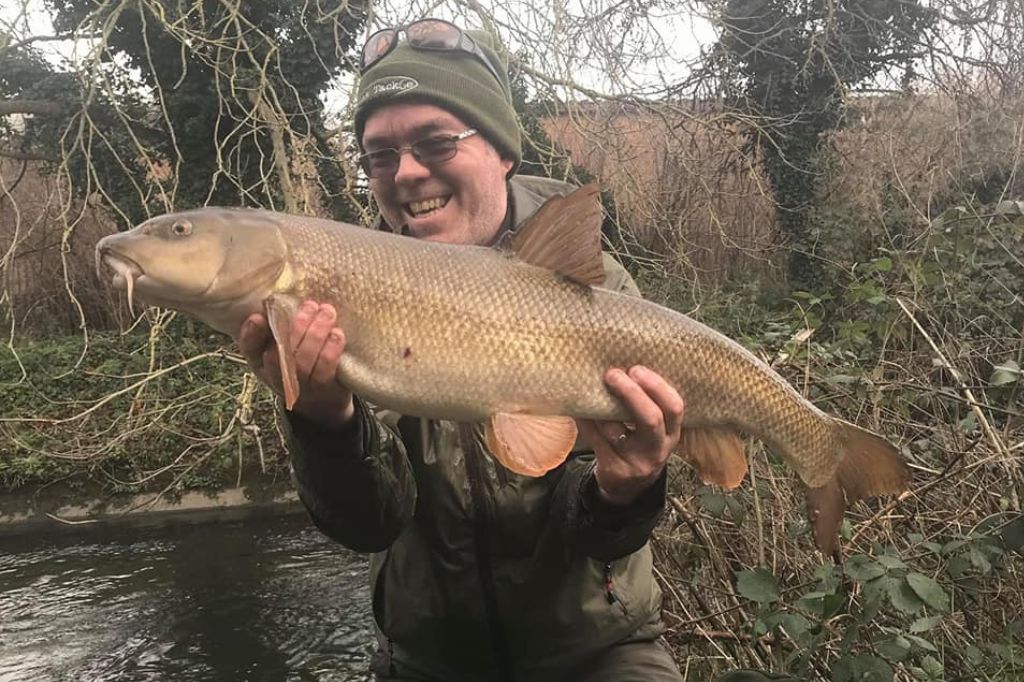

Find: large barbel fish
<box><xmin>96</xmin><ymin>185</ymin><xmax>909</xmax><ymax>553</ymax></box>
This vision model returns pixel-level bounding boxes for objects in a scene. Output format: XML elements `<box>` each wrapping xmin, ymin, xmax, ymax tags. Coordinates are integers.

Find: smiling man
<box><xmin>238</xmin><ymin>18</ymin><xmax>783</xmax><ymax>682</ymax></box>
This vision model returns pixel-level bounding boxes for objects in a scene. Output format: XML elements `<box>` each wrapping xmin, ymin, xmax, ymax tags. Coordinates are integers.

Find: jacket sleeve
<box><xmin>551</xmin><ymin>253</ymin><xmax>666</xmax><ymax>561</ymax></box>
<box><xmin>284</xmin><ymin>395</ymin><xmax>417</xmax><ymax>552</ymax></box>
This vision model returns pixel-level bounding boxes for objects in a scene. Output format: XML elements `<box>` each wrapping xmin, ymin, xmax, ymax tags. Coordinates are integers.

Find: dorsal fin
<box><xmin>509</xmin><ymin>183</ymin><xmax>606</xmax><ymax>286</ymax></box>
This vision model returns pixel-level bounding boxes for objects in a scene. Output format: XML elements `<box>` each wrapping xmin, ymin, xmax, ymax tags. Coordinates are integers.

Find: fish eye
<box><xmin>171</xmin><ymin>220</ymin><xmax>192</xmax><ymax>237</ymax></box>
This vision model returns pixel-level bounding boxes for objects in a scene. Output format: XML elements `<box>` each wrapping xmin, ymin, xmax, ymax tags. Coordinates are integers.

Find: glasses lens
<box><xmin>360</xmin><ymin>150</ymin><xmax>399</xmax><ymax>178</ymax></box>
<box><xmin>406</xmin><ymin>19</ymin><xmax>461</xmax><ymax>49</ymax></box>
<box><xmin>412</xmin><ymin>136</ymin><xmax>459</xmax><ymax>164</ymax></box>
<box><xmin>361</xmin><ymin>29</ymin><xmax>396</xmax><ymax>69</ymax></box>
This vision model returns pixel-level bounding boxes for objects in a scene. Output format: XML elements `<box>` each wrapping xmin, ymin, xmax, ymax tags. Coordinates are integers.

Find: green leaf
<box><xmin>873</xmin><ymin>256</ymin><xmax>893</xmax><ymax>272</ymax></box>
<box><xmin>888</xmin><ymin>578</ymin><xmax>925</xmax><ymax>614</ymax></box>
<box><xmin>846</xmin><ymin>554</ymin><xmax>886</xmax><ymax>581</ymax></box>
<box><xmin>1000</xmin><ymin>516</ymin><xmax>1024</xmax><ymax>553</ymax></box>
<box><xmin>905</xmin><ymin>634</ymin><xmax>938</xmax><ymax>652</ymax></box>
<box><xmin>699</xmin><ymin>490</ymin><xmax>727</xmax><ymax>517</ymax></box>
<box><xmin>906</xmin><ymin>573</ymin><xmax>950</xmax><ymax>612</ymax></box>
<box><xmin>876</xmin><ymin>634</ymin><xmax>912</xmax><ymax>661</ymax></box>
<box><xmin>969</xmin><ymin>546</ymin><xmax>992</xmax><ymax>574</ymax></box>
<box><xmin>909</xmin><ymin>615</ymin><xmax>944</xmax><ymax>633</ymax></box>
<box><xmin>994</xmin><ymin>200</ymin><xmax>1024</xmax><ymax>217</ymax></box>
<box><xmin>921</xmin><ymin>654</ymin><xmax>943</xmax><ymax>676</ymax></box>
<box><xmin>833</xmin><ymin>654</ymin><xmax>894</xmax><ymax>682</ymax></box>
<box><xmin>736</xmin><ymin>568</ymin><xmax>780</xmax><ymax>604</ymax></box>
<box><xmin>764</xmin><ymin>611</ymin><xmax>812</xmax><ymax>639</ymax></box>
<box><xmin>724</xmin><ymin>495</ymin><xmax>746</xmax><ymax>525</ymax></box>
<box><xmin>876</xmin><ymin>554</ymin><xmax>907</xmax><ymax>571</ymax></box>
<box><xmin>990</xmin><ymin>360</ymin><xmax>1021</xmax><ymax>386</ymax></box>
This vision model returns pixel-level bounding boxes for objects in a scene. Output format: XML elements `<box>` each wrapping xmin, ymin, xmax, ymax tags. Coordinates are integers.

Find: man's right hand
<box><xmin>238</xmin><ymin>300</ymin><xmax>355</xmax><ymax>429</ymax></box>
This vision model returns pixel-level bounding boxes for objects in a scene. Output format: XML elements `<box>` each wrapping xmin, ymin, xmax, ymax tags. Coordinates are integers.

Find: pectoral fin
<box><xmin>679</xmin><ymin>427</ymin><xmax>748</xmax><ymax>489</ymax></box>
<box><xmin>264</xmin><ymin>295</ymin><xmax>300</xmax><ymax>411</ymax></box>
<box><xmin>485</xmin><ymin>413</ymin><xmax>578</xmax><ymax>477</ymax></box>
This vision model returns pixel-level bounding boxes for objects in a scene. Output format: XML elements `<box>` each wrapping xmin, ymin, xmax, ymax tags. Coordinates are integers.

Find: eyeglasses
<box><xmin>360</xmin><ymin>19</ymin><xmax>503</xmax><ymax>86</ymax></box>
<box><xmin>358</xmin><ymin>128</ymin><xmax>479</xmax><ymax>178</ymax></box>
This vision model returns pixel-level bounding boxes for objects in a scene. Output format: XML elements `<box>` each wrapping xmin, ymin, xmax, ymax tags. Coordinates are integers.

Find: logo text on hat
<box><xmin>362</xmin><ymin>76</ymin><xmax>419</xmax><ymax>102</ymax></box>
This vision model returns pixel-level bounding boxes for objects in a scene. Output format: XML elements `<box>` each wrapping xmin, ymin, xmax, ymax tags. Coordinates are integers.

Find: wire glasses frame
<box><xmin>358</xmin><ymin>128</ymin><xmax>479</xmax><ymax>178</ymax></box>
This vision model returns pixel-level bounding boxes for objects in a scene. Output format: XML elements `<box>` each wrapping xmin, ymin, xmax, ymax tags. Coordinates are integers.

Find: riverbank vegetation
<box><xmin>3</xmin><ymin>0</ymin><xmax>1022</xmax><ymax>679</ymax></box>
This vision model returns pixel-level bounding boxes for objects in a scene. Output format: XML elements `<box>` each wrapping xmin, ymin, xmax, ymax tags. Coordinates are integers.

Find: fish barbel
<box><xmin>95</xmin><ymin>185</ymin><xmax>910</xmax><ymax>553</ymax></box>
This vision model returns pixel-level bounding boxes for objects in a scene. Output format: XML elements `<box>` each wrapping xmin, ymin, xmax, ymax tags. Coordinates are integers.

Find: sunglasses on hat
<box><xmin>360</xmin><ymin>18</ymin><xmax>503</xmax><ymax>86</ymax></box>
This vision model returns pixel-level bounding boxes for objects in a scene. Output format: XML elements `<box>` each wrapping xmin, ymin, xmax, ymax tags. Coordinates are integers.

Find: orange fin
<box><xmin>264</xmin><ymin>296</ymin><xmax>300</xmax><ymax>411</ymax></box>
<box><xmin>835</xmin><ymin>419</ymin><xmax>911</xmax><ymax>502</ymax></box>
<box><xmin>485</xmin><ymin>413</ymin><xmax>578</xmax><ymax>477</ymax></box>
<box><xmin>509</xmin><ymin>183</ymin><xmax>606</xmax><ymax>286</ymax></box>
<box><xmin>679</xmin><ymin>427</ymin><xmax>748</xmax><ymax>489</ymax></box>
<box><xmin>805</xmin><ymin>419</ymin><xmax>911</xmax><ymax>555</ymax></box>
<box><xmin>806</xmin><ymin>478</ymin><xmax>845</xmax><ymax>557</ymax></box>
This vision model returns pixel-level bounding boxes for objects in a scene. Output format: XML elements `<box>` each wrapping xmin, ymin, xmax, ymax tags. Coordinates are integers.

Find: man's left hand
<box><xmin>577</xmin><ymin>366</ymin><xmax>684</xmax><ymax>507</ymax></box>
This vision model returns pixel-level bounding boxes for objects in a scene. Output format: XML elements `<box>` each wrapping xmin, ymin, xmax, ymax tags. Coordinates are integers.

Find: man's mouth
<box><xmin>404</xmin><ymin>195</ymin><xmax>450</xmax><ymax>218</ymax></box>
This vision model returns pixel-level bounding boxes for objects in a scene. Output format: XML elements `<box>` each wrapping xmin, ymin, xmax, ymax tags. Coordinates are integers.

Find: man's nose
<box><xmin>393</xmin><ymin>149</ymin><xmax>432</xmax><ymax>183</ymax></box>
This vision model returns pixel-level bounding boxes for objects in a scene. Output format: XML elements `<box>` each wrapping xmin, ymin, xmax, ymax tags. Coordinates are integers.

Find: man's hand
<box><xmin>577</xmin><ymin>366</ymin><xmax>684</xmax><ymax>507</ymax></box>
<box><xmin>238</xmin><ymin>300</ymin><xmax>355</xmax><ymax>429</ymax></box>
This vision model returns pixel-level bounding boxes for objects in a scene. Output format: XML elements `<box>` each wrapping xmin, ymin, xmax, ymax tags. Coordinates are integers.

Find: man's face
<box><xmin>362</xmin><ymin>102</ymin><xmax>514</xmax><ymax>246</ymax></box>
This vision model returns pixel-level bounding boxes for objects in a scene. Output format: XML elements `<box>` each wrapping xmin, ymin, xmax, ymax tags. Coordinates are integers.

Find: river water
<box><xmin>0</xmin><ymin>514</ymin><xmax>375</xmax><ymax>682</ymax></box>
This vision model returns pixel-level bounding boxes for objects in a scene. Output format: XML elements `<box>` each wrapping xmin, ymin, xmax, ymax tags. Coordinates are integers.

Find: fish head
<box><xmin>96</xmin><ymin>208</ymin><xmax>288</xmax><ymax>335</ymax></box>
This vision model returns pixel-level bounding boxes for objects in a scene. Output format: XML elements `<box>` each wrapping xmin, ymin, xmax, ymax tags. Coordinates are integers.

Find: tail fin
<box><xmin>807</xmin><ymin>419</ymin><xmax>911</xmax><ymax>555</ymax></box>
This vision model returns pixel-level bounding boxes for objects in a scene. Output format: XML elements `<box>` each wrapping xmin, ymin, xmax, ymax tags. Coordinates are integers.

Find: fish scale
<box><xmin>95</xmin><ymin>188</ymin><xmax>910</xmax><ymax>554</ymax></box>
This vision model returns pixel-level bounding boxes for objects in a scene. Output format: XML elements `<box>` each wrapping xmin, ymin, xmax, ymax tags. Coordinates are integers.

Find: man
<box><xmin>239</xmin><ymin>19</ymin><xmax>785</xmax><ymax>682</ymax></box>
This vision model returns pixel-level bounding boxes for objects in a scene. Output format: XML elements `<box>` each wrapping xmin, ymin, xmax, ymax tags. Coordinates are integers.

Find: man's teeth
<box><xmin>408</xmin><ymin>197</ymin><xmax>448</xmax><ymax>216</ymax></box>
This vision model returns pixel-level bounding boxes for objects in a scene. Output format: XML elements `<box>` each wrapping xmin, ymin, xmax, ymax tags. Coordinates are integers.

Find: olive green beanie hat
<box><xmin>354</xmin><ymin>27</ymin><xmax>522</xmax><ymax>173</ymax></box>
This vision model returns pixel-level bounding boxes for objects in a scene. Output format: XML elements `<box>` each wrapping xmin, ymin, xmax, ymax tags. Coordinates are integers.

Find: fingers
<box><xmin>604</xmin><ymin>366</ymin><xmax>684</xmax><ymax>447</ymax></box>
<box><xmin>625</xmin><ymin>365</ymin><xmax>685</xmax><ymax>438</ymax></box>
<box><xmin>238</xmin><ymin>313</ymin><xmax>272</xmax><ymax>369</ymax></box>
<box><xmin>583</xmin><ymin>366</ymin><xmax>685</xmax><ymax>507</ymax></box>
<box><xmin>236</xmin><ymin>301</ymin><xmax>345</xmax><ymax>392</ymax></box>
<box><xmin>291</xmin><ymin>301</ymin><xmax>339</xmax><ymax>382</ymax></box>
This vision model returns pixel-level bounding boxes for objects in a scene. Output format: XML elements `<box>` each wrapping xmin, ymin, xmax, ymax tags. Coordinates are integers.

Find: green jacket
<box><xmin>285</xmin><ymin>175</ymin><xmax>667</xmax><ymax>681</ymax></box>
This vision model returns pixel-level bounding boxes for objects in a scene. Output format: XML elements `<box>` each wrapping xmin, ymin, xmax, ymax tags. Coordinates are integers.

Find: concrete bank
<box><xmin>0</xmin><ymin>483</ymin><xmax>304</xmax><ymax>536</ymax></box>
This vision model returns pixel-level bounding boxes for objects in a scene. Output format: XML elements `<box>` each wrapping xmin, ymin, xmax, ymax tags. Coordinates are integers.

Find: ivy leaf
<box><xmin>846</xmin><ymin>554</ymin><xmax>886</xmax><ymax>581</ymax></box>
<box><xmin>736</xmin><ymin>568</ymin><xmax>780</xmax><ymax>604</ymax></box>
<box><xmin>905</xmin><ymin>573</ymin><xmax>950</xmax><ymax>612</ymax></box>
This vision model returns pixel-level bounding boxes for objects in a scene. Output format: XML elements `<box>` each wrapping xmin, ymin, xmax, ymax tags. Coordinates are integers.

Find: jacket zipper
<box><xmin>604</xmin><ymin>561</ymin><xmax>617</xmax><ymax>604</ymax></box>
<box><xmin>460</xmin><ymin>424</ymin><xmax>515</xmax><ymax>682</ymax></box>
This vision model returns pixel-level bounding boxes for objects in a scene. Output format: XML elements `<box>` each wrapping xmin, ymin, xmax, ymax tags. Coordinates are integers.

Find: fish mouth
<box><xmin>97</xmin><ymin>247</ymin><xmax>144</xmax><ymax>312</ymax></box>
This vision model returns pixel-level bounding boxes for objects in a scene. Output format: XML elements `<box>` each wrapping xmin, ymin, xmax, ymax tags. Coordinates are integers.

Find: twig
<box><xmin>896</xmin><ymin>297</ymin><xmax>1020</xmax><ymax>508</ymax></box>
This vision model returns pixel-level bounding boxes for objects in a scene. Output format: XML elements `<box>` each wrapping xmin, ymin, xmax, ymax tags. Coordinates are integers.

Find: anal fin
<box><xmin>264</xmin><ymin>295</ymin><xmax>301</xmax><ymax>410</ymax></box>
<box><xmin>680</xmin><ymin>427</ymin><xmax>748</xmax><ymax>489</ymax></box>
<box><xmin>806</xmin><ymin>478</ymin><xmax>845</xmax><ymax>557</ymax></box>
<box><xmin>485</xmin><ymin>413</ymin><xmax>578</xmax><ymax>477</ymax></box>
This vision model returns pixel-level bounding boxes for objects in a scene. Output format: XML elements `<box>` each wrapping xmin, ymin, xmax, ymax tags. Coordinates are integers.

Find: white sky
<box><xmin>2</xmin><ymin>0</ymin><xmax>717</xmax><ymax>109</ymax></box>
